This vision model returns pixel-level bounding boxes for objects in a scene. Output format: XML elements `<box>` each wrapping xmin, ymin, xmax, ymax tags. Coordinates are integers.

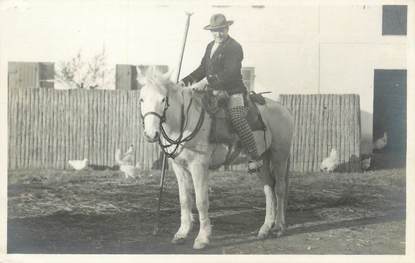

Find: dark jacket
<box><xmin>182</xmin><ymin>36</ymin><xmax>247</xmax><ymax>95</ymax></box>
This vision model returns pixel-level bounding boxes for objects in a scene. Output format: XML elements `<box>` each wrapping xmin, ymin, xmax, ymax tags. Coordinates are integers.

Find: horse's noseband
<box><xmin>140</xmin><ymin>97</ymin><xmax>169</xmax><ymax>125</ymax></box>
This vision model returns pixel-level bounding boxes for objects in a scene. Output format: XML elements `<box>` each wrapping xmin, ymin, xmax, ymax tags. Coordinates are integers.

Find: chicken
<box><xmin>360</xmin><ymin>153</ymin><xmax>372</xmax><ymax>171</ymax></box>
<box><xmin>320</xmin><ymin>148</ymin><xmax>339</xmax><ymax>173</ymax></box>
<box><xmin>115</xmin><ymin>145</ymin><xmax>134</xmax><ymax>166</ymax></box>
<box><xmin>115</xmin><ymin>145</ymin><xmax>141</xmax><ymax>178</ymax></box>
<box><xmin>68</xmin><ymin>159</ymin><xmax>88</xmax><ymax>170</ymax></box>
<box><xmin>120</xmin><ymin>162</ymin><xmax>141</xmax><ymax>179</ymax></box>
<box><xmin>373</xmin><ymin>132</ymin><xmax>387</xmax><ymax>151</ymax></box>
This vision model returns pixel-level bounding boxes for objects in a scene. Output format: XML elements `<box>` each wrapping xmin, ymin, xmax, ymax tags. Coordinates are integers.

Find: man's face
<box><xmin>211</xmin><ymin>27</ymin><xmax>229</xmax><ymax>43</ymax></box>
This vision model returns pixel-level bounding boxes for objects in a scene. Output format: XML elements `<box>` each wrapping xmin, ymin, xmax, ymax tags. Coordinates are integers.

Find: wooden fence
<box><xmin>8</xmin><ymin>89</ymin><xmax>361</xmax><ymax>172</ymax></box>
<box><xmin>8</xmin><ymin>88</ymin><xmax>159</xmax><ymax>170</ymax></box>
<box><xmin>280</xmin><ymin>94</ymin><xmax>361</xmax><ymax>172</ymax></box>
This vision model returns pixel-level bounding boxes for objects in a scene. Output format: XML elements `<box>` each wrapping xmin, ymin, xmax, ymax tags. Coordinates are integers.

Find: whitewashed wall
<box><xmin>0</xmin><ymin>0</ymin><xmax>408</xmax><ymax>153</ymax></box>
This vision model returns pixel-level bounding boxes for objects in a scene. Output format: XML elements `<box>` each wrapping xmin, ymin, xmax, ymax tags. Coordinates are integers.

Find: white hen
<box><xmin>115</xmin><ymin>145</ymin><xmax>134</xmax><ymax>166</ymax></box>
<box><xmin>373</xmin><ymin>132</ymin><xmax>387</xmax><ymax>151</ymax></box>
<box><xmin>320</xmin><ymin>148</ymin><xmax>339</xmax><ymax>173</ymax></box>
<box><xmin>120</xmin><ymin>162</ymin><xmax>141</xmax><ymax>179</ymax></box>
<box><xmin>115</xmin><ymin>145</ymin><xmax>141</xmax><ymax>178</ymax></box>
<box><xmin>360</xmin><ymin>153</ymin><xmax>372</xmax><ymax>171</ymax></box>
<box><xmin>68</xmin><ymin>159</ymin><xmax>88</xmax><ymax>170</ymax></box>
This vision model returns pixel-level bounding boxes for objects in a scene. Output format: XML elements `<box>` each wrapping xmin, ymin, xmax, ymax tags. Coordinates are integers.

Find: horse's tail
<box><xmin>284</xmin><ymin>155</ymin><xmax>290</xmax><ymax>211</ymax></box>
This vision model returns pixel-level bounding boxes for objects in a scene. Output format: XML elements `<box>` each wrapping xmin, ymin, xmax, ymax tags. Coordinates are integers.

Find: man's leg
<box><xmin>228</xmin><ymin>94</ymin><xmax>263</xmax><ymax>173</ymax></box>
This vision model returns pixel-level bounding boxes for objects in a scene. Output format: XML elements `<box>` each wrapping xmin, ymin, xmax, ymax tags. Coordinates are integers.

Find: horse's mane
<box><xmin>143</xmin><ymin>71</ymin><xmax>175</xmax><ymax>93</ymax></box>
<box><xmin>143</xmin><ymin>69</ymin><xmax>203</xmax><ymax>108</ymax></box>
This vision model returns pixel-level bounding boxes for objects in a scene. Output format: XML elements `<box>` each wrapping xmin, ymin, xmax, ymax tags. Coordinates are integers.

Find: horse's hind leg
<box><xmin>171</xmin><ymin>161</ymin><xmax>194</xmax><ymax>244</ymax></box>
<box><xmin>272</xmin><ymin>155</ymin><xmax>289</xmax><ymax>237</ymax></box>
<box><xmin>257</xmin><ymin>152</ymin><xmax>277</xmax><ymax>239</ymax></box>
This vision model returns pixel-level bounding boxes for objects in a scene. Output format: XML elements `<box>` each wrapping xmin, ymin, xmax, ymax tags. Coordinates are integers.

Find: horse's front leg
<box><xmin>189</xmin><ymin>162</ymin><xmax>211</xmax><ymax>249</ymax></box>
<box><xmin>171</xmin><ymin>161</ymin><xmax>194</xmax><ymax>244</ymax></box>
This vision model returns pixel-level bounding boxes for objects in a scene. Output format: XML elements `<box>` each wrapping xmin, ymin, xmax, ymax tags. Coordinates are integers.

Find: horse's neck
<box><xmin>164</xmin><ymin>89</ymin><xmax>202</xmax><ymax>136</ymax></box>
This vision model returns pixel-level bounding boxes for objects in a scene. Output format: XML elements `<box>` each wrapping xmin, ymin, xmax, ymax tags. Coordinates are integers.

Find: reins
<box><xmin>140</xmin><ymin>85</ymin><xmax>206</xmax><ymax>159</ymax></box>
<box><xmin>158</xmin><ymin>96</ymin><xmax>205</xmax><ymax>159</ymax></box>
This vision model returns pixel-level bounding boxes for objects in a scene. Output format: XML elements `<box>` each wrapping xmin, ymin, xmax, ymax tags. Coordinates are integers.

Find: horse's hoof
<box><xmin>171</xmin><ymin>236</ymin><xmax>187</xmax><ymax>244</ymax></box>
<box><xmin>257</xmin><ymin>231</ymin><xmax>269</xmax><ymax>240</ymax></box>
<box><xmin>275</xmin><ymin>230</ymin><xmax>284</xmax><ymax>237</ymax></box>
<box><xmin>193</xmin><ymin>240</ymin><xmax>209</xmax><ymax>250</ymax></box>
<box><xmin>271</xmin><ymin>225</ymin><xmax>286</xmax><ymax>237</ymax></box>
<box><xmin>257</xmin><ymin>224</ymin><xmax>272</xmax><ymax>240</ymax></box>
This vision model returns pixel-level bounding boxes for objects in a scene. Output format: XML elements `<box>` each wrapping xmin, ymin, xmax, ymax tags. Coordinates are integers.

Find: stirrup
<box><xmin>248</xmin><ymin>159</ymin><xmax>263</xmax><ymax>174</ymax></box>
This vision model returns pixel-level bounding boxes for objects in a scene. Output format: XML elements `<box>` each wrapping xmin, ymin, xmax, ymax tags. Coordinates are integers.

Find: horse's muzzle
<box><xmin>144</xmin><ymin>131</ymin><xmax>159</xmax><ymax>143</ymax></box>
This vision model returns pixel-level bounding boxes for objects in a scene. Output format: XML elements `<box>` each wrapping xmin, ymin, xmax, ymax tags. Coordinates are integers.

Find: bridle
<box><xmin>140</xmin><ymin>92</ymin><xmax>205</xmax><ymax>159</ymax></box>
<box><xmin>140</xmin><ymin>96</ymin><xmax>169</xmax><ymax>124</ymax></box>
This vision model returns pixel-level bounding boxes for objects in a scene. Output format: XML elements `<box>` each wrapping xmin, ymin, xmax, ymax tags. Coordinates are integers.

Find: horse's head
<box><xmin>138</xmin><ymin>66</ymin><xmax>174</xmax><ymax>142</ymax></box>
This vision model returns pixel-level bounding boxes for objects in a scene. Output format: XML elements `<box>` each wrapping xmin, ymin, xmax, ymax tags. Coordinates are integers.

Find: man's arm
<box><xmin>181</xmin><ymin>46</ymin><xmax>209</xmax><ymax>86</ymax></box>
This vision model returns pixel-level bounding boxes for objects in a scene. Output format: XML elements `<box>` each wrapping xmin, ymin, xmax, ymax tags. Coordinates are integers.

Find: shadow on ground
<box><xmin>7</xmin><ymin>168</ymin><xmax>406</xmax><ymax>254</ymax></box>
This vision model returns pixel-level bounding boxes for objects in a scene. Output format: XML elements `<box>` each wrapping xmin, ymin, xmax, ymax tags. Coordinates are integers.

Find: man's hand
<box><xmin>177</xmin><ymin>80</ymin><xmax>186</xmax><ymax>88</ymax></box>
<box><xmin>191</xmin><ymin>78</ymin><xmax>208</xmax><ymax>92</ymax></box>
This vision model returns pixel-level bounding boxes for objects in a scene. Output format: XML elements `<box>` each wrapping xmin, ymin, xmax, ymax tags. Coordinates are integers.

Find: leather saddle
<box><xmin>202</xmin><ymin>91</ymin><xmax>267</xmax><ymax>144</ymax></box>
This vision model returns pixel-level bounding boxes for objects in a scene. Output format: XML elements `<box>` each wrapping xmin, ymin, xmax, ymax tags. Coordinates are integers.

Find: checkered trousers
<box><xmin>229</xmin><ymin>106</ymin><xmax>259</xmax><ymax>160</ymax></box>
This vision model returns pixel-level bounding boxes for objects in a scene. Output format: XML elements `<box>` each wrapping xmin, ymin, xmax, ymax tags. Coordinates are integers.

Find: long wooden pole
<box><xmin>153</xmin><ymin>12</ymin><xmax>193</xmax><ymax>236</ymax></box>
<box><xmin>175</xmin><ymin>12</ymin><xmax>193</xmax><ymax>83</ymax></box>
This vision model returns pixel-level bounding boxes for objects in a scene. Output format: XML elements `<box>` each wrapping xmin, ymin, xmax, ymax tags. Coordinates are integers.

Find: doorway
<box><xmin>373</xmin><ymin>69</ymin><xmax>406</xmax><ymax>168</ymax></box>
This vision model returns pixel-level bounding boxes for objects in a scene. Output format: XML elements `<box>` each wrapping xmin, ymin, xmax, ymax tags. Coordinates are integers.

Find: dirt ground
<box><xmin>7</xmin><ymin>167</ymin><xmax>406</xmax><ymax>254</ymax></box>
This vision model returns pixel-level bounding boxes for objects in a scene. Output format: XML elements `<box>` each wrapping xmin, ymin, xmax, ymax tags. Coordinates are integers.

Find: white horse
<box><xmin>138</xmin><ymin>68</ymin><xmax>293</xmax><ymax>249</ymax></box>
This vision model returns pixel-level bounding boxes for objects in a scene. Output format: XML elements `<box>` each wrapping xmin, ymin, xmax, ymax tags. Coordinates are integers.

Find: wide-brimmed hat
<box><xmin>203</xmin><ymin>14</ymin><xmax>233</xmax><ymax>30</ymax></box>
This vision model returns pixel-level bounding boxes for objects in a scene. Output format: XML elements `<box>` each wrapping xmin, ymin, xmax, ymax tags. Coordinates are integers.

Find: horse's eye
<box><xmin>139</xmin><ymin>98</ymin><xmax>144</xmax><ymax>103</ymax></box>
<box><xmin>161</xmin><ymin>98</ymin><xmax>166</xmax><ymax>103</ymax></box>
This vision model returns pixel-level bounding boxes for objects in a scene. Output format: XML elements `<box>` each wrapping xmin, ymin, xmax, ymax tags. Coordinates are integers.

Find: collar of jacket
<box><xmin>209</xmin><ymin>36</ymin><xmax>232</xmax><ymax>59</ymax></box>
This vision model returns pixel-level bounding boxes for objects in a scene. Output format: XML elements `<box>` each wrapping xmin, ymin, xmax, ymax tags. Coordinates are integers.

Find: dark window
<box><xmin>115</xmin><ymin>64</ymin><xmax>134</xmax><ymax>90</ymax></box>
<box><xmin>8</xmin><ymin>62</ymin><xmax>54</xmax><ymax>89</ymax></box>
<box><xmin>242</xmin><ymin>67</ymin><xmax>255</xmax><ymax>92</ymax></box>
<box><xmin>382</xmin><ymin>5</ymin><xmax>407</xmax><ymax>35</ymax></box>
<box><xmin>39</xmin><ymin>62</ymin><xmax>55</xmax><ymax>88</ymax></box>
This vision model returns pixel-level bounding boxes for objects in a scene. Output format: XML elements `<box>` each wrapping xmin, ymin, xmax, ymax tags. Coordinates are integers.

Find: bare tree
<box><xmin>55</xmin><ymin>48</ymin><xmax>114</xmax><ymax>89</ymax></box>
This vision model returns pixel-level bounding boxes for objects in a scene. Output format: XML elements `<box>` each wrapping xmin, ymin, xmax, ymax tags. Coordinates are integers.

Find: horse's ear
<box><xmin>146</xmin><ymin>65</ymin><xmax>157</xmax><ymax>78</ymax></box>
<box><xmin>161</xmin><ymin>68</ymin><xmax>174</xmax><ymax>83</ymax></box>
<box><xmin>136</xmin><ymin>66</ymin><xmax>146</xmax><ymax>86</ymax></box>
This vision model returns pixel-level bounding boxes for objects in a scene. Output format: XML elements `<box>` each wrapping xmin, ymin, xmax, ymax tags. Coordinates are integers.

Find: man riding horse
<box><xmin>179</xmin><ymin>13</ymin><xmax>263</xmax><ymax>173</ymax></box>
<box><xmin>138</xmin><ymin>13</ymin><xmax>293</xmax><ymax>249</ymax></box>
